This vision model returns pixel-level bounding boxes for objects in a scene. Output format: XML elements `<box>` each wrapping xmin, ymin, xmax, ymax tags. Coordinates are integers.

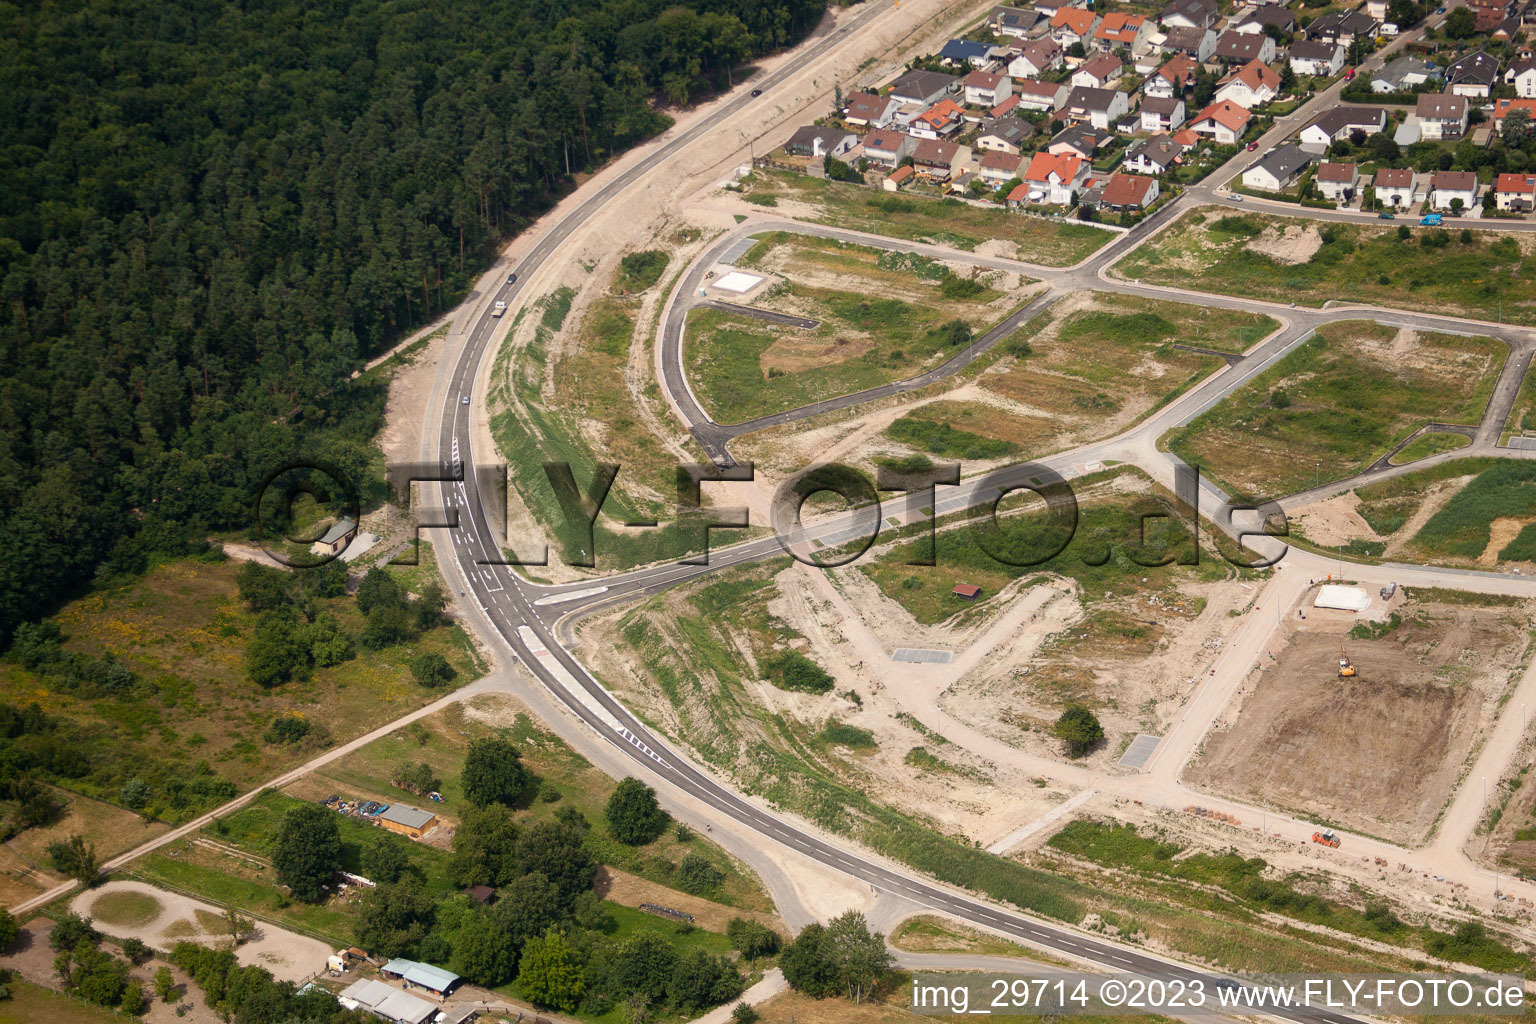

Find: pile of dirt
<box><xmin>1245</xmin><ymin>223</ymin><xmax>1323</xmax><ymax>265</ymax></box>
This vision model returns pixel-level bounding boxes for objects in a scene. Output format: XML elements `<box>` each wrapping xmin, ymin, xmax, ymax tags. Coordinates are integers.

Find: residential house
<box><xmin>1494</xmin><ymin>172</ymin><xmax>1536</xmax><ymax>210</ymax></box>
<box><xmin>843</xmin><ymin>91</ymin><xmax>903</xmax><ymax>129</ymax></box>
<box><xmin>1190</xmin><ymin>98</ymin><xmax>1252</xmax><ymax>144</ymax></box>
<box><xmin>1468</xmin><ymin>0</ymin><xmax>1516</xmax><ymax>31</ymax></box>
<box><xmin>1015</xmin><ymin>78</ymin><xmax>1071</xmax><ymax>112</ymax></box>
<box><xmin>909</xmin><ymin>99</ymin><xmax>967</xmax><ymax>139</ymax></box>
<box><xmin>1125</xmin><ymin>133</ymin><xmax>1186</xmax><ymax>174</ymax></box>
<box><xmin>1371</xmin><ymin>56</ymin><xmax>1441</xmax><ymax>93</ymax></box>
<box><xmin>1214</xmin><ymin>30</ymin><xmax>1276</xmax><ymax>66</ymax></box>
<box><xmin>1021</xmin><ymin>150</ymin><xmax>1090</xmax><ymax>203</ymax></box>
<box><xmin>1100</xmin><ymin>172</ymin><xmax>1161</xmax><ymax>210</ymax></box>
<box><xmin>1230</xmin><ymin>6</ymin><xmax>1296</xmax><ymax>35</ymax></box>
<box><xmin>990</xmin><ymin>94</ymin><xmax>1023</xmax><ymax>119</ymax></box>
<box><xmin>1445</xmin><ymin>50</ymin><xmax>1500</xmax><ymax>98</ymax></box>
<box><xmin>888</xmin><ymin>71</ymin><xmax>958</xmax><ymax>106</ymax></box>
<box><xmin>1162</xmin><ymin>26</ymin><xmax>1217</xmax><ymax>62</ymax></box>
<box><xmin>978</xmin><ymin>150</ymin><xmax>1027</xmax><ymax>186</ymax></box>
<box><xmin>1416</xmin><ymin>93</ymin><xmax>1469</xmax><ymax>140</ymax></box>
<box><xmin>1374</xmin><ymin>167</ymin><xmax>1421</xmax><ymax>207</ymax></box>
<box><xmin>1240</xmin><ymin>144</ymin><xmax>1313</xmax><ymax>190</ymax></box>
<box><xmin>1314</xmin><ymin>162</ymin><xmax>1359</xmax><ymax>202</ymax></box>
<box><xmin>1492</xmin><ymin>97</ymin><xmax>1536</xmax><ymax>128</ymax></box>
<box><xmin>990</xmin><ymin>5</ymin><xmax>1044</xmax><ymax>36</ymax></box>
<box><xmin>1061</xmin><ymin>85</ymin><xmax>1129</xmax><ymax>129</ymax></box>
<box><xmin>1073</xmin><ymin>52</ymin><xmax>1126</xmax><ymax>89</ymax></box>
<box><xmin>1306</xmin><ymin>9</ymin><xmax>1378</xmax><ymax>46</ymax></box>
<box><xmin>912</xmin><ymin>139</ymin><xmax>965</xmax><ymax>181</ymax></box>
<box><xmin>1141</xmin><ymin>95</ymin><xmax>1187</xmax><ymax>131</ymax></box>
<box><xmin>1160</xmin><ymin>0</ymin><xmax>1219</xmax><ymax>31</ymax></box>
<box><xmin>1049</xmin><ymin>122</ymin><xmax>1112</xmax><ymax>158</ymax></box>
<box><xmin>1050</xmin><ymin>7</ymin><xmax>1101</xmax><ymax>49</ymax></box>
<box><xmin>1429</xmin><ymin>169</ymin><xmax>1479</xmax><ymax>211</ymax></box>
<box><xmin>1288</xmin><ymin>40</ymin><xmax>1346</xmax><ymax>78</ymax></box>
<box><xmin>1009</xmin><ymin>38</ymin><xmax>1065</xmax><ymax>77</ymax></box>
<box><xmin>1146</xmin><ymin>54</ymin><xmax>1199</xmax><ymax>98</ymax></box>
<box><xmin>1095</xmin><ymin>13</ymin><xmax>1153</xmax><ymax>52</ymax></box>
<box><xmin>862</xmin><ymin>128</ymin><xmax>914</xmax><ymax>168</ymax></box>
<box><xmin>1032</xmin><ymin>0</ymin><xmax>1082</xmax><ymax>17</ymax></box>
<box><xmin>962</xmin><ymin>70</ymin><xmax>1014</xmax><ymax>107</ymax></box>
<box><xmin>784</xmin><ymin>125</ymin><xmax>857</xmax><ymax>158</ymax></box>
<box><xmin>1507</xmin><ymin>54</ymin><xmax>1536</xmax><ymax>97</ymax></box>
<box><xmin>1216</xmin><ymin>59</ymin><xmax>1281</xmax><ymax>108</ymax></box>
<box><xmin>1365</xmin><ymin>0</ymin><xmax>1389</xmax><ymax>19</ymax></box>
<box><xmin>976</xmin><ymin>116</ymin><xmax>1037</xmax><ymax>154</ymax></box>
<box><xmin>1297</xmin><ymin>105</ymin><xmax>1388</xmax><ymax>147</ymax></box>
<box><xmin>939</xmin><ymin>39</ymin><xmax>994</xmax><ymax>68</ymax></box>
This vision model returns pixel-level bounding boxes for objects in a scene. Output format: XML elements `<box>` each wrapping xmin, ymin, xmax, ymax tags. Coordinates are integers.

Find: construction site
<box><xmin>1186</xmin><ymin>588</ymin><xmax>1536</xmax><ymax>846</ymax></box>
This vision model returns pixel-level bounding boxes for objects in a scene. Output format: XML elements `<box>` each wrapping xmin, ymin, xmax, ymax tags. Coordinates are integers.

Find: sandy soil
<box><xmin>1288</xmin><ymin>493</ymin><xmax>1382</xmax><ymax>548</ymax></box>
<box><xmin>1245</xmin><ymin>223</ymin><xmax>1323</xmax><ymax>265</ymax></box>
<box><xmin>1186</xmin><ymin>599</ymin><xmax>1534</xmax><ymax>844</ymax></box>
<box><xmin>70</xmin><ymin>880</ymin><xmax>330</xmax><ymax>983</ymax></box>
<box><xmin>1380</xmin><ymin>478</ymin><xmax>1470</xmax><ymax>559</ymax></box>
<box><xmin>1480</xmin><ymin>517</ymin><xmax>1536</xmax><ymax>565</ymax></box>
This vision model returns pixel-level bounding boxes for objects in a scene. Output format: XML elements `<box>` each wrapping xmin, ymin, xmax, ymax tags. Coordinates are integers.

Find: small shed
<box><xmin>952</xmin><ymin>583</ymin><xmax>983</xmax><ymax>600</ymax></box>
<box><xmin>310</xmin><ymin>517</ymin><xmax>357</xmax><ymax>556</ymax></box>
<box><xmin>377</xmin><ymin>803</ymin><xmax>438</xmax><ymax>839</ymax></box>
<box><xmin>462</xmin><ymin>884</ymin><xmax>496</xmax><ymax>905</ymax></box>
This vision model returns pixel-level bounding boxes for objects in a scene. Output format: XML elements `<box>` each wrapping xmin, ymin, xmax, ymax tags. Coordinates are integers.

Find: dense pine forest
<box><xmin>0</xmin><ymin>0</ymin><xmax>826</xmax><ymax>639</ymax></box>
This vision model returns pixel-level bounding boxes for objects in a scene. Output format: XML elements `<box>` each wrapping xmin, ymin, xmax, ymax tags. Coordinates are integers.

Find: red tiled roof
<box><xmin>1052</xmin><ymin>7</ymin><xmax>1097</xmax><ymax>34</ymax></box>
<box><xmin>1024</xmin><ymin>150</ymin><xmax>1084</xmax><ymax>183</ymax></box>
<box><xmin>1100</xmin><ymin>172</ymin><xmax>1156</xmax><ymax>206</ymax></box>
<box><xmin>1316</xmin><ymin>162</ymin><xmax>1357</xmax><ymax>183</ymax></box>
<box><xmin>1193</xmin><ymin>98</ymin><xmax>1251</xmax><ymax>132</ymax></box>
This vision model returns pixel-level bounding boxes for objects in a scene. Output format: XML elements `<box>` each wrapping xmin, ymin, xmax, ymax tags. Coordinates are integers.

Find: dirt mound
<box><xmin>1246</xmin><ymin>223</ymin><xmax>1323</xmax><ymax>265</ymax></box>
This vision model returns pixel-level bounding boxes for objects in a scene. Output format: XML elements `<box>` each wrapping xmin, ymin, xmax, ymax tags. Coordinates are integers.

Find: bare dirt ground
<box><xmin>70</xmin><ymin>879</ymin><xmax>330</xmax><ymax>982</ymax></box>
<box><xmin>1186</xmin><ymin>598</ymin><xmax>1534</xmax><ymax>845</ymax></box>
<box><xmin>1245</xmin><ymin>223</ymin><xmax>1324</xmax><ymax>265</ymax></box>
<box><xmin>1288</xmin><ymin>493</ymin><xmax>1382</xmax><ymax>548</ymax></box>
<box><xmin>1</xmin><ymin>918</ymin><xmax>223</xmax><ymax>1024</ymax></box>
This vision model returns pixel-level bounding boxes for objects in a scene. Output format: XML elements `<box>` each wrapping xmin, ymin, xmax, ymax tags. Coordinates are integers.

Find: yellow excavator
<box><xmin>1338</xmin><ymin>645</ymin><xmax>1357</xmax><ymax>679</ymax></box>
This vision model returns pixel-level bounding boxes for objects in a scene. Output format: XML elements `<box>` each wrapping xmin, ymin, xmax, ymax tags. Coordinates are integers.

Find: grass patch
<box><xmin>1117</xmin><ymin>208</ymin><xmax>1536</xmax><ymax>325</ymax></box>
<box><xmin>744</xmin><ymin>170</ymin><xmax>1113</xmax><ymax>266</ymax></box>
<box><xmin>1169</xmin><ymin>322</ymin><xmax>1504</xmax><ymax>501</ymax></box>
<box><xmin>87</xmin><ymin>888</ymin><xmax>163</xmax><ymax>927</ymax></box>
<box><xmin>1390</xmin><ymin>432</ymin><xmax>1472</xmax><ymax>465</ymax></box>
<box><xmin>687</xmin><ymin>233</ymin><xmax>1025</xmax><ymax>423</ymax></box>
<box><xmin>887</xmin><ymin>416</ymin><xmax>1017</xmax><ymax>459</ymax></box>
<box><xmin>1049</xmin><ymin>819</ymin><xmax>1528</xmax><ymax>972</ymax></box>
<box><xmin>981</xmin><ymin>292</ymin><xmax>1275</xmax><ymax>450</ymax></box>
<box><xmin>818</xmin><ymin>721</ymin><xmax>876</xmax><ymax>750</ymax></box>
<box><xmin>0</xmin><ymin>555</ymin><xmax>478</xmax><ymax>830</ymax></box>
<box><xmin>1410</xmin><ymin>461</ymin><xmax>1536</xmax><ymax>560</ymax></box>
<box><xmin>0</xmin><ymin>980</ymin><xmax>127</xmax><ymax>1024</ymax></box>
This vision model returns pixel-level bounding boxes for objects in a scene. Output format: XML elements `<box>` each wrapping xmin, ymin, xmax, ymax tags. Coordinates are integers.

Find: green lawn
<box><xmin>1408</xmin><ymin>461</ymin><xmax>1536</xmax><ymax>561</ymax></box>
<box><xmin>1390</xmin><ymin>432</ymin><xmax>1472</xmax><ymax>465</ymax></box>
<box><xmin>743</xmin><ymin>171</ymin><xmax>1114</xmax><ymax>266</ymax></box>
<box><xmin>975</xmin><ymin>293</ymin><xmax>1276</xmax><ymax>457</ymax></box>
<box><xmin>688</xmin><ymin>234</ymin><xmax>1028</xmax><ymax>423</ymax></box>
<box><xmin>1115</xmin><ymin>208</ymin><xmax>1536</xmax><ymax>324</ymax></box>
<box><xmin>0</xmin><ymin>981</ymin><xmax>126</xmax><ymax>1024</ymax></box>
<box><xmin>1168</xmin><ymin>321</ymin><xmax>1504</xmax><ymax>501</ymax></box>
<box><xmin>858</xmin><ymin>469</ymin><xmax>1232</xmax><ymax>626</ymax></box>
